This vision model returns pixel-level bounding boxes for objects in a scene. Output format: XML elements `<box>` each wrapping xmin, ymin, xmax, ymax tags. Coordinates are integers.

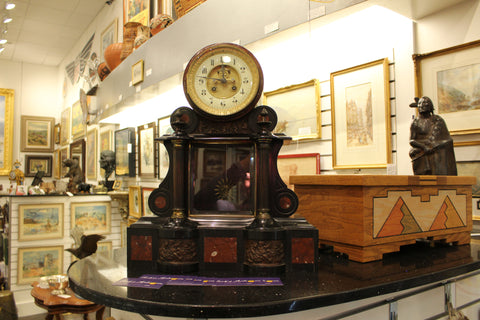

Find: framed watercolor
<box><xmin>17</xmin><ymin>246</ymin><xmax>63</xmax><ymax>284</ymax></box>
<box><xmin>18</xmin><ymin>203</ymin><xmax>63</xmax><ymax>241</ymax></box>
<box><xmin>113</xmin><ymin>180</ymin><xmax>122</xmax><ymax>190</ymax></box>
<box><xmin>132</xmin><ymin>60</ymin><xmax>144</xmax><ymax>86</ymax></box>
<box><xmin>54</xmin><ymin>123</ymin><xmax>60</xmax><ymax>145</ymax></box>
<box><xmin>157</xmin><ymin>116</ymin><xmax>172</xmax><ymax>179</ymax></box>
<box><xmin>53</xmin><ymin>149</ymin><xmax>61</xmax><ymax>179</ymax></box>
<box><xmin>277</xmin><ymin>153</ymin><xmax>321</xmax><ymax>189</ymax></box>
<box><xmin>25</xmin><ymin>155</ymin><xmax>53</xmax><ymax>177</ymax></box>
<box><xmin>71</xmin><ymin>202</ymin><xmax>111</xmax><ymax>235</ymax></box>
<box><xmin>124</xmin><ymin>0</ymin><xmax>152</xmax><ymax>26</ymax></box>
<box><xmin>457</xmin><ymin>161</ymin><xmax>480</xmax><ymax>197</ymax></box>
<box><xmin>70</xmin><ymin>139</ymin><xmax>86</xmax><ymax>183</ymax></box>
<box><xmin>263</xmin><ymin>79</ymin><xmax>321</xmax><ymax>140</ymax></box>
<box><xmin>71</xmin><ymin>101</ymin><xmax>85</xmax><ymax>140</ymax></box>
<box><xmin>142</xmin><ymin>187</ymin><xmax>155</xmax><ymax>216</ymax></box>
<box><xmin>413</xmin><ymin>40</ymin><xmax>480</xmax><ymax>135</ymax></box>
<box><xmin>60</xmin><ymin>107</ymin><xmax>70</xmax><ymax>146</ymax></box>
<box><xmin>129</xmin><ymin>185</ymin><xmax>142</xmax><ymax>218</ymax></box>
<box><xmin>86</xmin><ymin>128</ymin><xmax>98</xmax><ymax>180</ymax></box>
<box><xmin>20</xmin><ymin>115</ymin><xmax>55</xmax><ymax>153</ymax></box>
<box><xmin>330</xmin><ymin>58</ymin><xmax>391</xmax><ymax>169</ymax></box>
<box><xmin>138</xmin><ymin>122</ymin><xmax>156</xmax><ymax>178</ymax></box>
<box><xmin>60</xmin><ymin>146</ymin><xmax>69</xmax><ymax>177</ymax></box>
<box><xmin>0</xmin><ymin>88</ymin><xmax>14</xmax><ymax>176</ymax></box>
<box><xmin>115</xmin><ymin>127</ymin><xmax>136</xmax><ymax>177</ymax></box>
<box><xmin>101</xmin><ymin>18</ymin><xmax>118</xmax><ymax>57</ymax></box>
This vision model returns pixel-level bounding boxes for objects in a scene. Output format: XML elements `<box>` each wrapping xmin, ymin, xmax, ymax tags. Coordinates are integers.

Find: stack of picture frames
<box><xmin>16</xmin><ymin>201</ymin><xmax>112</xmax><ymax>285</ymax></box>
<box><xmin>20</xmin><ymin>115</ymin><xmax>55</xmax><ymax>179</ymax></box>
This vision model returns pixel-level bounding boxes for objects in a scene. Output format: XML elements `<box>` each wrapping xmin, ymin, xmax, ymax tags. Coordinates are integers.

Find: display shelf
<box><xmin>68</xmin><ymin>240</ymin><xmax>480</xmax><ymax>318</ymax></box>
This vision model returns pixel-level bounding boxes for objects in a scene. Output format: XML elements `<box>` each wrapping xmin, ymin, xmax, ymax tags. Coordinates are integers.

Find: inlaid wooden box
<box><xmin>291</xmin><ymin>175</ymin><xmax>476</xmax><ymax>262</ymax></box>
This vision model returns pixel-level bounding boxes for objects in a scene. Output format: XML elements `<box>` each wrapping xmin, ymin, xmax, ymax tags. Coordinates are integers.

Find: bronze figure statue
<box><xmin>409</xmin><ymin>96</ymin><xmax>457</xmax><ymax>175</ymax></box>
<box><xmin>99</xmin><ymin>150</ymin><xmax>115</xmax><ymax>190</ymax></box>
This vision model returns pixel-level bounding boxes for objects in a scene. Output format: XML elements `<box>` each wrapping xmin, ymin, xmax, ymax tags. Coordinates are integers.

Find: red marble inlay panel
<box><xmin>204</xmin><ymin>237</ymin><xmax>237</xmax><ymax>263</ymax></box>
<box><xmin>130</xmin><ymin>235</ymin><xmax>153</xmax><ymax>261</ymax></box>
<box><xmin>291</xmin><ymin>237</ymin><xmax>315</xmax><ymax>264</ymax></box>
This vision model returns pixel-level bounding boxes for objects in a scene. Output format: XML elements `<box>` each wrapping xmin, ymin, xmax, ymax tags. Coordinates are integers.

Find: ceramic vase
<box><xmin>121</xmin><ymin>21</ymin><xmax>142</xmax><ymax>60</ymax></box>
<box><xmin>97</xmin><ymin>62</ymin><xmax>110</xmax><ymax>81</ymax></box>
<box><xmin>104</xmin><ymin>43</ymin><xmax>123</xmax><ymax>71</ymax></box>
<box><xmin>149</xmin><ymin>14</ymin><xmax>173</xmax><ymax>35</ymax></box>
<box><xmin>134</xmin><ymin>25</ymin><xmax>150</xmax><ymax>49</ymax></box>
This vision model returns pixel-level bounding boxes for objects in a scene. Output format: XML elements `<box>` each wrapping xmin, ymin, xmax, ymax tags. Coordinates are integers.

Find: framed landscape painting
<box><xmin>0</xmin><ymin>88</ymin><xmax>14</xmax><ymax>175</ymax></box>
<box><xmin>71</xmin><ymin>202</ymin><xmax>111</xmax><ymax>235</ymax></box>
<box><xmin>330</xmin><ymin>58</ymin><xmax>391</xmax><ymax>169</ymax></box>
<box><xmin>18</xmin><ymin>203</ymin><xmax>64</xmax><ymax>241</ymax></box>
<box><xmin>71</xmin><ymin>101</ymin><xmax>85</xmax><ymax>140</ymax></box>
<box><xmin>17</xmin><ymin>246</ymin><xmax>63</xmax><ymax>284</ymax></box>
<box><xmin>138</xmin><ymin>122</ymin><xmax>156</xmax><ymax>178</ymax></box>
<box><xmin>25</xmin><ymin>155</ymin><xmax>53</xmax><ymax>177</ymax></box>
<box><xmin>124</xmin><ymin>0</ymin><xmax>151</xmax><ymax>26</ymax></box>
<box><xmin>413</xmin><ymin>39</ymin><xmax>480</xmax><ymax>135</ymax></box>
<box><xmin>277</xmin><ymin>153</ymin><xmax>321</xmax><ymax>189</ymax></box>
<box><xmin>20</xmin><ymin>115</ymin><xmax>55</xmax><ymax>152</ymax></box>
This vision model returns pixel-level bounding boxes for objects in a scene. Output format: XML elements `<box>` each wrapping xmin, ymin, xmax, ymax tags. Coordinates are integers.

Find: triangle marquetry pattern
<box><xmin>429</xmin><ymin>196</ymin><xmax>465</xmax><ymax>231</ymax></box>
<box><xmin>376</xmin><ymin>197</ymin><xmax>422</xmax><ymax>238</ymax></box>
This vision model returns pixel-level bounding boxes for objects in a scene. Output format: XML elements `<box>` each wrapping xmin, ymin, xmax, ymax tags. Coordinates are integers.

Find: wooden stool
<box><xmin>31</xmin><ymin>282</ymin><xmax>104</xmax><ymax>320</ymax></box>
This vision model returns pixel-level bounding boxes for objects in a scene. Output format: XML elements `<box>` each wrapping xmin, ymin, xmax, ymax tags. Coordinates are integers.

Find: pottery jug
<box><xmin>134</xmin><ymin>25</ymin><xmax>150</xmax><ymax>49</ymax></box>
<box><xmin>121</xmin><ymin>21</ymin><xmax>142</xmax><ymax>60</ymax></box>
<box><xmin>104</xmin><ymin>43</ymin><xmax>123</xmax><ymax>71</ymax></box>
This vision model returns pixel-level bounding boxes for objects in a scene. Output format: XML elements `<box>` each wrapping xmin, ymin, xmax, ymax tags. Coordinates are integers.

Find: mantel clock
<box><xmin>127</xmin><ymin>43</ymin><xmax>318</xmax><ymax>276</ymax></box>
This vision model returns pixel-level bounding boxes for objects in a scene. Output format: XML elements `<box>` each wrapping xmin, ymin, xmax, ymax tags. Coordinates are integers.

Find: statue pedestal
<box><xmin>291</xmin><ymin>175</ymin><xmax>476</xmax><ymax>262</ymax></box>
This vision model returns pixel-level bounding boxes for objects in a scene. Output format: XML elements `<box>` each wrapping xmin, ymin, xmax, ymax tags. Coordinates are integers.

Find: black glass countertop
<box><xmin>68</xmin><ymin>240</ymin><xmax>480</xmax><ymax>318</ymax></box>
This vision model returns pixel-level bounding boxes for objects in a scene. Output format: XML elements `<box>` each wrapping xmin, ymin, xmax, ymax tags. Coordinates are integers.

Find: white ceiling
<box><xmin>0</xmin><ymin>0</ymin><xmax>471</xmax><ymax>67</ymax></box>
<box><xmin>0</xmin><ymin>0</ymin><xmax>107</xmax><ymax>66</ymax></box>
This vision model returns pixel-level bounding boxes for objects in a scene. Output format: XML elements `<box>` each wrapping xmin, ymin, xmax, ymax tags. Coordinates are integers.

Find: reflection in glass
<box><xmin>192</xmin><ymin>144</ymin><xmax>254</xmax><ymax>214</ymax></box>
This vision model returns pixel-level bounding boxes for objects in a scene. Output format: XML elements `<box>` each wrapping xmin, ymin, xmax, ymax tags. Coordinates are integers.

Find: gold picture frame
<box><xmin>17</xmin><ymin>246</ymin><xmax>63</xmax><ymax>284</ymax></box>
<box><xmin>20</xmin><ymin>115</ymin><xmax>55</xmax><ymax>152</ymax></box>
<box><xmin>71</xmin><ymin>202</ymin><xmax>111</xmax><ymax>235</ymax></box>
<box><xmin>132</xmin><ymin>59</ymin><xmax>144</xmax><ymax>86</ymax></box>
<box><xmin>53</xmin><ymin>149</ymin><xmax>61</xmax><ymax>179</ymax></box>
<box><xmin>413</xmin><ymin>39</ymin><xmax>480</xmax><ymax>135</ymax></box>
<box><xmin>263</xmin><ymin>79</ymin><xmax>321</xmax><ymax>140</ymax></box>
<box><xmin>18</xmin><ymin>203</ymin><xmax>64</xmax><ymax>241</ymax></box>
<box><xmin>129</xmin><ymin>185</ymin><xmax>142</xmax><ymax>218</ymax></box>
<box><xmin>137</xmin><ymin>122</ymin><xmax>156</xmax><ymax>178</ymax></box>
<box><xmin>71</xmin><ymin>101</ymin><xmax>85</xmax><ymax>140</ymax></box>
<box><xmin>60</xmin><ymin>107</ymin><xmax>71</xmax><ymax>146</ymax></box>
<box><xmin>330</xmin><ymin>58</ymin><xmax>391</xmax><ymax>169</ymax></box>
<box><xmin>101</xmin><ymin>18</ymin><xmax>118</xmax><ymax>57</ymax></box>
<box><xmin>0</xmin><ymin>88</ymin><xmax>14</xmax><ymax>175</ymax></box>
<box><xmin>277</xmin><ymin>153</ymin><xmax>321</xmax><ymax>189</ymax></box>
<box><xmin>86</xmin><ymin>128</ymin><xmax>98</xmax><ymax>180</ymax></box>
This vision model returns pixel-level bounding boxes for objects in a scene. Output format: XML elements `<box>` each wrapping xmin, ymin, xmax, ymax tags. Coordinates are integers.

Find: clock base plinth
<box><xmin>127</xmin><ymin>216</ymin><xmax>318</xmax><ymax>276</ymax></box>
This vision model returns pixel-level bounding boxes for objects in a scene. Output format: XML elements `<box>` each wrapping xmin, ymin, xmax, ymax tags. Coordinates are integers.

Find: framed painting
<box><xmin>0</xmin><ymin>88</ymin><xmax>14</xmax><ymax>175</ymax></box>
<box><xmin>71</xmin><ymin>101</ymin><xmax>85</xmax><ymax>140</ymax></box>
<box><xmin>115</xmin><ymin>127</ymin><xmax>136</xmax><ymax>177</ymax></box>
<box><xmin>457</xmin><ymin>161</ymin><xmax>480</xmax><ymax>197</ymax></box>
<box><xmin>97</xmin><ymin>241</ymin><xmax>113</xmax><ymax>259</ymax></box>
<box><xmin>86</xmin><ymin>128</ymin><xmax>98</xmax><ymax>180</ymax></box>
<box><xmin>413</xmin><ymin>40</ymin><xmax>480</xmax><ymax>135</ymax></box>
<box><xmin>330</xmin><ymin>58</ymin><xmax>391</xmax><ymax>169</ymax></box>
<box><xmin>138</xmin><ymin>122</ymin><xmax>156</xmax><ymax>178</ymax></box>
<box><xmin>18</xmin><ymin>203</ymin><xmax>63</xmax><ymax>241</ymax></box>
<box><xmin>203</xmin><ymin>149</ymin><xmax>226</xmax><ymax>177</ymax></box>
<box><xmin>17</xmin><ymin>246</ymin><xmax>63</xmax><ymax>284</ymax></box>
<box><xmin>277</xmin><ymin>153</ymin><xmax>321</xmax><ymax>189</ymax></box>
<box><xmin>25</xmin><ymin>155</ymin><xmax>53</xmax><ymax>177</ymax></box>
<box><xmin>71</xmin><ymin>202</ymin><xmax>111</xmax><ymax>235</ymax></box>
<box><xmin>60</xmin><ymin>146</ymin><xmax>69</xmax><ymax>177</ymax></box>
<box><xmin>263</xmin><ymin>79</ymin><xmax>321</xmax><ymax>140</ymax></box>
<box><xmin>60</xmin><ymin>107</ymin><xmax>70</xmax><ymax>146</ymax></box>
<box><xmin>101</xmin><ymin>18</ymin><xmax>118</xmax><ymax>57</ymax></box>
<box><xmin>142</xmin><ymin>187</ymin><xmax>155</xmax><ymax>216</ymax></box>
<box><xmin>53</xmin><ymin>149</ymin><xmax>61</xmax><ymax>179</ymax></box>
<box><xmin>100</xmin><ymin>130</ymin><xmax>113</xmax><ymax>178</ymax></box>
<box><xmin>70</xmin><ymin>139</ymin><xmax>86</xmax><ymax>183</ymax></box>
<box><xmin>124</xmin><ymin>0</ymin><xmax>152</xmax><ymax>26</ymax></box>
<box><xmin>54</xmin><ymin>123</ymin><xmax>60</xmax><ymax>145</ymax></box>
<box><xmin>157</xmin><ymin>116</ymin><xmax>172</xmax><ymax>179</ymax></box>
<box><xmin>129</xmin><ymin>185</ymin><xmax>142</xmax><ymax>218</ymax></box>
<box><xmin>20</xmin><ymin>115</ymin><xmax>55</xmax><ymax>153</ymax></box>
<box><xmin>132</xmin><ymin>60</ymin><xmax>144</xmax><ymax>86</ymax></box>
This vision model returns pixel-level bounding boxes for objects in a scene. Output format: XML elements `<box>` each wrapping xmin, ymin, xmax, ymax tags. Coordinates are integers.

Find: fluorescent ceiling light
<box><xmin>5</xmin><ymin>2</ymin><xmax>15</xmax><ymax>10</ymax></box>
<box><xmin>0</xmin><ymin>46</ymin><xmax>5</xmax><ymax>53</ymax></box>
<box><xmin>0</xmin><ymin>39</ymin><xmax>6</xmax><ymax>44</ymax></box>
<box><xmin>3</xmin><ymin>16</ymin><xmax>12</xmax><ymax>23</ymax></box>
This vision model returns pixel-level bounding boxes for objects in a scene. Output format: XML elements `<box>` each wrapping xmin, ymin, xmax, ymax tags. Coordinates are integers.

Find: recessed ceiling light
<box><xmin>5</xmin><ymin>2</ymin><xmax>15</xmax><ymax>10</ymax></box>
<box><xmin>0</xmin><ymin>39</ymin><xmax>7</xmax><ymax>45</ymax></box>
<box><xmin>3</xmin><ymin>16</ymin><xmax>12</xmax><ymax>23</ymax></box>
<box><xmin>0</xmin><ymin>46</ymin><xmax>5</xmax><ymax>53</ymax></box>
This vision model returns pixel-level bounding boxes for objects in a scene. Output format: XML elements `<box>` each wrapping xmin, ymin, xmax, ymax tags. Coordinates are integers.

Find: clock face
<box><xmin>183</xmin><ymin>43</ymin><xmax>263</xmax><ymax>119</ymax></box>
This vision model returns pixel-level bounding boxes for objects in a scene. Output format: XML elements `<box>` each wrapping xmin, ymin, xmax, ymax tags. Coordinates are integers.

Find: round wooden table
<box><xmin>31</xmin><ymin>281</ymin><xmax>105</xmax><ymax>320</ymax></box>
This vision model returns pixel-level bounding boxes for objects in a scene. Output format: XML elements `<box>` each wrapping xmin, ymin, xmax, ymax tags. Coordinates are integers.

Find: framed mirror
<box><xmin>190</xmin><ymin>142</ymin><xmax>255</xmax><ymax>217</ymax></box>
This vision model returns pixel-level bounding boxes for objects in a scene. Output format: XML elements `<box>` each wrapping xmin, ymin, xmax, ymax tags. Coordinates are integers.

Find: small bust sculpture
<box><xmin>409</xmin><ymin>96</ymin><xmax>457</xmax><ymax>175</ymax></box>
<box><xmin>99</xmin><ymin>150</ymin><xmax>115</xmax><ymax>190</ymax></box>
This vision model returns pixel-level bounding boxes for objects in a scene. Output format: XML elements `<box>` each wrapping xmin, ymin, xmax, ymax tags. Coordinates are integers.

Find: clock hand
<box><xmin>197</xmin><ymin>75</ymin><xmax>235</xmax><ymax>84</ymax></box>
